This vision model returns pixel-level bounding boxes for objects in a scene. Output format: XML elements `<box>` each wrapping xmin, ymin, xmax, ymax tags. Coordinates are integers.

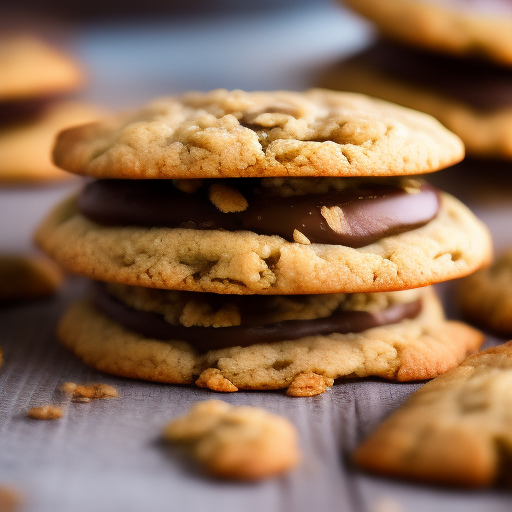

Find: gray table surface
<box><xmin>1</xmin><ymin>3</ymin><xmax>512</xmax><ymax>511</ymax></box>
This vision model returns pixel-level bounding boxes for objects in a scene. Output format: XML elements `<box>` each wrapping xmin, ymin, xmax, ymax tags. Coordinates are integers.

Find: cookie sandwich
<box><xmin>36</xmin><ymin>89</ymin><xmax>490</xmax><ymax>394</ymax></box>
<box><xmin>325</xmin><ymin>2</ymin><xmax>512</xmax><ymax>158</ymax></box>
<box><xmin>0</xmin><ymin>35</ymin><xmax>101</xmax><ymax>183</ymax></box>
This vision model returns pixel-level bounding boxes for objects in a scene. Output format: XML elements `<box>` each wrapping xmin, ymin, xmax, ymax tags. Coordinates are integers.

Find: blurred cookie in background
<box><xmin>458</xmin><ymin>250</ymin><xmax>512</xmax><ymax>334</ymax></box>
<box><xmin>318</xmin><ymin>39</ymin><xmax>512</xmax><ymax>159</ymax></box>
<box><xmin>340</xmin><ymin>0</ymin><xmax>512</xmax><ymax>66</ymax></box>
<box><xmin>0</xmin><ymin>35</ymin><xmax>103</xmax><ymax>184</ymax></box>
<box><xmin>0</xmin><ymin>254</ymin><xmax>64</xmax><ymax>302</ymax></box>
<box><xmin>0</xmin><ymin>35</ymin><xmax>83</xmax><ymax>102</ymax></box>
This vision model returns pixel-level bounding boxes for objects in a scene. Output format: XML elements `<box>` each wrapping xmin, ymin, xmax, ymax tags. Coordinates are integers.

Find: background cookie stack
<box><xmin>0</xmin><ymin>35</ymin><xmax>102</xmax><ymax>184</ymax></box>
<box><xmin>323</xmin><ymin>0</ymin><xmax>512</xmax><ymax>163</ymax></box>
<box><xmin>37</xmin><ymin>88</ymin><xmax>491</xmax><ymax>396</ymax></box>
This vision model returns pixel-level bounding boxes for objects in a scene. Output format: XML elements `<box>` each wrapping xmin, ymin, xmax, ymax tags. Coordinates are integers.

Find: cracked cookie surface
<box><xmin>353</xmin><ymin>341</ymin><xmax>512</xmax><ymax>487</ymax></box>
<box><xmin>35</xmin><ymin>192</ymin><xmax>492</xmax><ymax>294</ymax></box>
<box><xmin>52</xmin><ymin>89</ymin><xmax>463</xmax><ymax>179</ymax></box>
<box><xmin>57</xmin><ymin>287</ymin><xmax>483</xmax><ymax>392</ymax></box>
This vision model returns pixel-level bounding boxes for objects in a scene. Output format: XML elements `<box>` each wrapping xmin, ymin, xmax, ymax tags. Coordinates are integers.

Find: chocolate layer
<box><xmin>349</xmin><ymin>40</ymin><xmax>512</xmax><ymax>110</ymax></box>
<box><xmin>0</xmin><ymin>96</ymin><xmax>61</xmax><ymax>126</ymax></box>
<box><xmin>79</xmin><ymin>179</ymin><xmax>440</xmax><ymax>248</ymax></box>
<box><xmin>93</xmin><ymin>284</ymin><xmax>422</xmax><ymax>351</ymax></box>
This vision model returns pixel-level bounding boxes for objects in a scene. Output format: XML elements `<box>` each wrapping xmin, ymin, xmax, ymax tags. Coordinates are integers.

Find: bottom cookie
<box><xmin>58</xmin><ymin>286</ymin><xmax>483</xmax><ymax>394</ymax></box>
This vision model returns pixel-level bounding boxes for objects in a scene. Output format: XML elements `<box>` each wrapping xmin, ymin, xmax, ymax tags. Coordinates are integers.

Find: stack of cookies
<box><xmin>36</xmin><ymin>89</ymin><xmax>491</xmax><ymax>396</ymax></box>
<box><xmin>0</xmin><ymin>35</ymin><xmax>101</xmax><ymax>183</ymax></box>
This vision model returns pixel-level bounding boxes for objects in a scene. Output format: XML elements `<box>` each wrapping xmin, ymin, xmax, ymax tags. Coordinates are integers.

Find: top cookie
<box><xmin>0</xmin><ymin>35</ymin><xmax>83</xmax><ymax>101</ymax></box>
<box><xmin>52</xmin><ymin>89</ymin><xmax>463</xmax><ymax>179</ymax></box>
<box><xmin>341</xmin><ymin>0</ymin><xmax>512</xmax><ymax>66</ymax></box>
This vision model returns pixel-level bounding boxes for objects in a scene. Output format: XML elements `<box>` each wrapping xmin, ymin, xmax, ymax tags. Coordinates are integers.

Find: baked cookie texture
<box><xmin>57</xmin><ymin>287</ymin><xmax>484</xmax><ymax>392</ymax></box>
<box><xmin>353</xmin><ymin>341</ymin><xmax>512</xmax><ymax>488</ymax></box>
<box><xmin>0</xmin><ymin>35</ymin><xmax>83</xmax><ymax>100</ymax></box>
<box><xmin>320</xmin><ymin>58</ymin><xmax>512</xmax><ymax>159</ymax></box>
<box><xmin>0</xmin><ymin>254</ymin><xmax>64</xmax><ymax>301</ymax></box>
<box><xmin>458</xmin><ymin>250</ymin><xmax>512</xmax><ymax>332</ymax></box>
<box><xmin>35</xmin><ymin>192</ymin><xmax>492</xmax><ymax>294</ymax></box>
<box><xmin>341</xmin><ymin>0</ymin><xmax>512</xmax><ymax>66</ymax></box>
<box><xmin>0</xmin><ymin>101</ymin><xmax>103</xmax><ymax>183</ymax></box>
<box><xmin>163</xmin><ymin>400</ymin><xmax>300</xmax><ymax>480</ymax></box>
<box><xmin>51</xmin><ymin>89</ymin><xmax>464</xmax><ymax>179</ymax></box>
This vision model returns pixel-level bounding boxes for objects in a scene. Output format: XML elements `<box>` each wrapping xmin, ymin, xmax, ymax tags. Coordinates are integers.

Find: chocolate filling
<box><xmin>93</xmin><ymin>284</ymin><xmax>422</xmax><ymax>351</ymax></box>
<box><xmin>348</xmin><ymin>40</ymin><xmax>512</xmax><ymax>110</ymax></box>
<box><xmin>78</xmin><ymin>179</ymin><xmax>440</xmax><ymax>248</ymax></box>
<box><xmin>0</xmin><ymin>95</ymin><xmax>62</xmax><ymax>126</ymax></box>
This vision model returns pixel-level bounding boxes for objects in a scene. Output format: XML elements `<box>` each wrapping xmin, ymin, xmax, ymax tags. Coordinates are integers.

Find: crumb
<box><xmin>286</xmin><ymin>373</ymin><xmax>334</xmax><ymax>397</ymax></box>
<box><xmin>208</xmin><ymin>183</ymin><xmax>248</xmax><ymax>213</ymax></box>
<box><xmin>27</xmin><ymin>405</ymin><xmax>63</xmax><ymax>420</ymax></box>
<box><xmin>320</xmin><ymin>205</ymin><xmax>346</xmax><ymax>234</ymax></box>
<box><xmin>163</xmin><ymin>400</ymin><xmax>300</xmax><ymax>480</ymax></box>
<box><xmin>61</xmin><ymin>382</ymin><xmax>118</xmax><ymax>401</ymax></box>
<box><xmin>196</xmin><ymin>369</ymin><xmax>238</xmax><ymax>392</ymax></box>
<box><xmin>0</xmin><ymin>485</ymin><xmax>22</xmax><ymax>512</ymax></box>
<box><xmin>292</xmin><ymin>229</ymin><xmax>311</xmax><ymax>245</ymax></box>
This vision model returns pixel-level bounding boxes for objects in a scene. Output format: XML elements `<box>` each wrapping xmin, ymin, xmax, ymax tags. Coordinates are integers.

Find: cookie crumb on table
<box><xmin>195</xmin><ymin>369</ymin><xmax>238</xmax><ymax>392</ymax></box>
<box><xmin>61</xmin><ymin>382</ymin><xmax>118</xmax><ymax>400</ymax></box>
<box><xmin>27</xmin><ymin>405</ymin><xmax>63</xmax><ymax>420</ymax></box>
<box><xmin>163</xmin><ymin>400</ymin><xmax>300</xmax><ymax>480</ymax></box>
<box><xmin>286</xmin><ymin>373</ymin><xmax>334</xmax><ymax>397</ymax></box>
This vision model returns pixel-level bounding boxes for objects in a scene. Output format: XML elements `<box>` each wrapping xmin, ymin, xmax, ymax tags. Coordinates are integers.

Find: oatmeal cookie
<box><xmin>353</xmin><ymin>341</ymin><xmax>512</xmax><ymax>487</ymax></box>
<box><xmin>52</xmin><ymin>89</ymin><xmax>463</xmax><ymax>179</ymax></box>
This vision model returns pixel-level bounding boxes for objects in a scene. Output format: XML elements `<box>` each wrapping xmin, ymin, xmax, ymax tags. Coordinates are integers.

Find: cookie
<box><xmin>0</xmin><ymin>254</ymin><xmax>64</xmax><ymax>301</ymax></box>
<box><xmin>0</xmin><ymin>35</ymin><xmax>83</xmax><ymax>101</ymax></box>
<box><xmin>0</xmin><ymin>101</ymin><xmax>103</xmax><ymax>183</ymax></box>
<box><xmin>458</xmin><ymin>249</ymin><xmax>512</xmax><ymax>332</ymax></box>
<box><xmin>353</xmin><ymin>341</ymin><xmax>512</xmax><ymax>488</ymax></box>
<box><xmin>57</xmin><ymin>286</ymin><xmax>483</xmax><ymax>392</ymax></box>
<box><xmin>35</xmin><ymin>190</ymin><xmax>492</xmax><ymax>294</ymax></box>
<box><xmin>163</xmin><ymin>400</ymin><xmax>300</xmax><ymax>480</ymax></box>
<box><xmin>319</xmin><ymin>40</ymin><xmax>512</xmax><ymax>159</ymax></box>
<box><xmin>51</xmin><ymin>89</ymin><xmax>464</xmax><ymax>179</ymax></box>
<box><xmin>341</xmin><ymin>0</ymin><xmax>512</xmax><ymax>66</ymax></box>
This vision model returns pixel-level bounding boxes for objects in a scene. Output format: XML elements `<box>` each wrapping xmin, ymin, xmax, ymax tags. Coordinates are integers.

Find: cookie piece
<box><xmin>0</xmin><ymin>254</ymin><xmax>64</xmax><ymax>301</ymax></box>
<box><xmin>27</xmin><ymin>405</ymin><xmax>63</xmax><ymax>420</ymax></box>
<box><xmin>52</xmin><ymin>89</ymin><xmax>463</xmax><ymax>179</ymax></box>
<box><xmin>320</xmin><ymin>42</ymin><xmax>512</xmax><ymax>159</ymax></box>
<box><xmin>60</xmin><ymin>382</ymin><xmax>118</xmax><ymax>401</ymax></box>
<box><xmin>341</xmin><ymin>0</ymin><xmax>512</xmax><ymax>66</ymax></box>
<box><xmin>57</xmin><ymin>287</ymin><xmax>483</xmax><ymax>391</ymax></box>
<box><xmin>353</xmin><ymin>341</ymin><xmax>512</xmax><ymax>487</ymax></box>
<box><xmin>0</xmin><ymin>35</ymin><xmax>83</xmax><ymax>101</ymax></box>
<box><xmin>0</xmin><ymin>101</ymin><xmax>103</xmax><ymax>183</ymax></box>
<box><xmin>164</xmin><ymin>400</ymin><xmax>299</xmax><ymax>480</ymax></box>
<box><xmin>458</xmin><ymin>250</ymin><xmax>512</xmax><ymax>332</ymax></box>
<box><xmin>35</xmin><ymin>192</ymin><xmax>492</xmax><ymax>294</ymax></box>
